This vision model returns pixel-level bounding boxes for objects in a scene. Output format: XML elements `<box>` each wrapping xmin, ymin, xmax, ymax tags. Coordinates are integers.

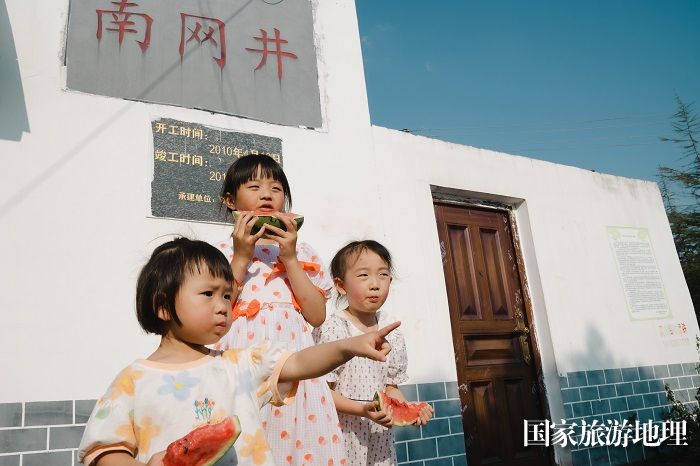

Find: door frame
<box><xmin>431</xmin><ymin>187</ymin><xmax>554</xmax><ymax>454</ymax></box>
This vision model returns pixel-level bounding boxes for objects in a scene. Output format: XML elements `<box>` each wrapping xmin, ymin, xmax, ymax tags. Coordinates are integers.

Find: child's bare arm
<box><xmin>278</xmin><ymin>255</ymin><xmax>326</xmax><ymax>327</ymax></box>
<box><xmin>279</xmin><ymin>322</ymin><xmax>400</xmax><ymax>382</ymax></box>
<box><xmin>229</xmin><ymin>211</ymin><xmax>267</xmax><ymax>298</ymax></box>
<box><xmin>329</xmin><ymin>386</ymin><xmax>393</xmax><ymax>428</ymax></box>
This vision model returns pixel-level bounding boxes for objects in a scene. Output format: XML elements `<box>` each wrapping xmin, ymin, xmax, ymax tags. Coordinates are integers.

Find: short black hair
<box><xmin>136</xmin><ymin>237</ymin><xmax>233</xmax><ymax>335</ymax></box>
<box><xmin>330</xmin><ymin>240</ymin><xmax>394</xmax><ymax>281</ymax></box>
<box><xmin>220</xmin><ymin>154</ymin><xmax>292</xmax><ymax>213</ymax></box>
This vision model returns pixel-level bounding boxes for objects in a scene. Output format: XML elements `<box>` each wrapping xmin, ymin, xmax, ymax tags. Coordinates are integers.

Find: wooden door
<box><xmin>434</xmin><ymin>203</ymin><xmax>551</xmax><ymax>466</ymax></box>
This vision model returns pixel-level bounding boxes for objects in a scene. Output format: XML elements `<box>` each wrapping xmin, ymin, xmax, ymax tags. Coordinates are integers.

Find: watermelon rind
<box><xmin>203</xmin><ymin>416</ymin><xmax>241</xmax><ymax>466</ymax></box>
<box><xmin>231</xmin><ymin>211</ymin><xmax>304</xmax><ymax>233</ymax></box>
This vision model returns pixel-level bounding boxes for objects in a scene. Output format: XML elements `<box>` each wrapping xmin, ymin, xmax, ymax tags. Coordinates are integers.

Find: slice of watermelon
<box><xmin>231</xmin><ymin>210</ymin><xmax>304</xmax><ymax>234</ymax></box>
<box><xmin>163</xmin><ymin>416</ymin><xmax>241</xmax><ymax>466</ymax></box>
<box><xmin>374</xmin><ymin>391</ymin><xmax>430</xmax><ymax>427</ymax></box>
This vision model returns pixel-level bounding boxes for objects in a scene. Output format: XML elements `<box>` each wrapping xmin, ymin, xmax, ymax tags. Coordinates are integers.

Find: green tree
<box><xmin>658</xmin><ymin>95</ymin><xmax>700</xmax><ymax>320</ymax></box>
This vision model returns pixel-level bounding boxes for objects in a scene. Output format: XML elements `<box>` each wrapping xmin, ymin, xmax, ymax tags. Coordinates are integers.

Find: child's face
<box><xmin>164</xmin><ymin>267</ymin><xmax>233</xmax><ymax>346</ymax></box>
<box><xmin>336</xmin><ymin>250</ymin><xmax>392</xmax><ymax>316</ymax></box>
<box><xmin>225</xmin><ymin>167</ymin><xmax>286</xmax><ymax>213</ymax></box>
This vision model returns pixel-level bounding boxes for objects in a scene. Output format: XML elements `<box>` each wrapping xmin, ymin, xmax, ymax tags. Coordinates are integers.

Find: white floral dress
<box><xmin>215</xmin><ymin>240</ymin><xmax>347</xmax><ymax>466</ymax></box>
<box><xmin>313</xmin><ymin>311</ymin><xmax>409</xmax><ymax>466</ymax></box>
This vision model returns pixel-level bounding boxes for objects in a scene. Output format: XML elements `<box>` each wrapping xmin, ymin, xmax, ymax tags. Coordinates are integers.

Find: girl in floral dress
<box><xmin>215</xmin><ymin>154</ymin><xmax>346</xmax><ymax>466</ymax></box>
<box><xmin>314</xmin><ymin>240</ymin><xmax>433</xmax><ymax>466</ymax></box>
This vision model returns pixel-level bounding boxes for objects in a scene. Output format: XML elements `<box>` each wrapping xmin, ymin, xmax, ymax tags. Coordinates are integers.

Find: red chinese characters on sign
<box><xmin>179</xmin><ymin>14</ymin><xmax>227</xmax><ymax>69</ymax></box>
<box><xmin>94</xmin><ymin>3</ymin><xmax>300</xmax><ymax>78</ymax></box>
<box><xmin>246</xmin><ymin>28</ymin><xmax>298</xmax><ymax>81</ymax></box>
<box><xmin>96</xmin><ymin>1</ymin><xmax>153</xmax><ymax>51</ymax></box>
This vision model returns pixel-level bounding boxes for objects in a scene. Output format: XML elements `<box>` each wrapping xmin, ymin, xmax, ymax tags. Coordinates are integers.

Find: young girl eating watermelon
<box><xmin>77</xmin><ymin>237</ymin><xmax>400</xmax><ymax>466</ymax></box>
<box><xmin>213</xmin><ymin>154</ymin><xmax>347</xmax><ymax>465</ymax></box>
<box><xmin>314</xmin><ymin>240</ymin><xmax>434</xmax><ymax>466</ymax></box>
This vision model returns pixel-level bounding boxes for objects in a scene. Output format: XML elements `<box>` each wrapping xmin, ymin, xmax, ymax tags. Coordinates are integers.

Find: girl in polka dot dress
<box><xmin>314</xmin><ymin>241</ymin><xmax>433</xmax><ymax>466</ymax></box>
<box><xmin>214</xmin><ymin>154</ymin><xmax>347</xmax><ymax>466</ymax></box>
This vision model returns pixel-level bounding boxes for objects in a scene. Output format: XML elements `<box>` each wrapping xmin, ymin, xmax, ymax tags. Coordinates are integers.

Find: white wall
<box><xmin>1</xmin><ymin>0</ymin><xmax>697</xmax><ymax>412</ymax></box>
<box><xmin>370</xmin><ymin>126</ymin><xmax>699</xmax><ymax>385</ymax></box>
<box><xmin>0</xmin><ymin>0</ymin><xmax>380</xmax><ymax>402</ymax></box>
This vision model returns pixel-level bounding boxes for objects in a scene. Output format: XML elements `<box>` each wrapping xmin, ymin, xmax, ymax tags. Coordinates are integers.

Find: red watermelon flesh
<box><xmin>374</xmin><ymin>391</ymin><xmax>430</xmax><ymax>427</ymax></box>
<box><xmin>163</xmin><ymin>416</ymin><xmax>241</xmax><ymax>466</ymax></box>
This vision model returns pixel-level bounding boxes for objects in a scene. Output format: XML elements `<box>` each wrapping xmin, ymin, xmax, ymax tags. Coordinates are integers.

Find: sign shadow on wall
<box><xmin>0</xmin><ymin>0</ymin><xmax>30</xmax><ymax>141</ymax></box>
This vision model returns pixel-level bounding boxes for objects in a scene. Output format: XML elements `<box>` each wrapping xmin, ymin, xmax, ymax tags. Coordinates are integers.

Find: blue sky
<box><xmin>355</xmin><ymin>0</ymin><xmax>700</xmax><ymax>182</ymax></box>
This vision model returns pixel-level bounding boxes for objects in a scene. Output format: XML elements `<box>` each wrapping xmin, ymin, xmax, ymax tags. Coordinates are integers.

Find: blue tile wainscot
<box><xmin>0</xmin><ymin>400</ymin><xmax>94</xmax><ymax>466</ymax></box>
<box><xmin>0</xmin><ymin>382</ymin><xmax>469</xmax><ymax>466</ymax></box>
<box><xmin>560</xmin><ymin>361</ymin><xmax>699</xmax><ymax>466</ymax></box>
<box><xmin>9</xmin><ymin>368</ymin><xmax>695</xmax><ymax>466</ymax></box>
<box><xmin>396</xmin><ymin>381</ymin><xmax>467</xmax><ymax>466</ymax></box>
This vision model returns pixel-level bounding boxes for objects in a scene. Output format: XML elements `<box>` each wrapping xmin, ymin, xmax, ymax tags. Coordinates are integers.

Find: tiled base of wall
<box><xmin>0</xmin><ymin>382</ymin><xmax>466</xmax><ymax>466</ymax></box>
<box><xmin>395</xmin><ymin>382</ymin><xmax>467</xmax><ymax>466</ymax></box>
<box><xmin>5</xmin><ymin>364</ymin><xmax>698</xmax><ymax>466</ymax></box>
<box><xmin>560</xmin><ymin>361</ymin><xmax>700</xmax><ymax>466</ymax></box>
<box><xmin>0</xmin><ymin>400</ymin><xmax>94</xmax><ymax>466</ymax></box>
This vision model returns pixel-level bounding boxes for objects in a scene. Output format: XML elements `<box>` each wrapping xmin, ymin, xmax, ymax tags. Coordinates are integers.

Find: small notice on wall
<box><xmin>150</xmin><ymin>117</ymin><xmax>282</xmax><ymax>223</ymax></box>
<box><xmin>657</xmin><ymin>321</ymin><xmax>691</xmax><ymax>348</ymax></box>
<box><xmin>607</xmin><ymin>227</ymin><xmax>670</xmax><ymax>320</ymax></box>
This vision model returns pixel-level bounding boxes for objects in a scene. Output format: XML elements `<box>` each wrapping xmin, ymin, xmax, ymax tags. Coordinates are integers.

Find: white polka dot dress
<box><xmin>314</xmin><ymin>311</ymin><xmax>409</xmax><ymax>466</ymax></box>
<box><xmin>215</xmin><ymin>240</ymin><xmax>347</xmax><ymax>466</ymax></box>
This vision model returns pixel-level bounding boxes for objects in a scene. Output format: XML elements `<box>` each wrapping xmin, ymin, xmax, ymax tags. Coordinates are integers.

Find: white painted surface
<box><xmin>1</xmin><ymin>0</ymin><xmax>697</xmax><ymax>414</ymax></box>
<box><xmin>371</xmin><ymin>126</ymin><xmax>698</xmax><ymax>382</ymax></box>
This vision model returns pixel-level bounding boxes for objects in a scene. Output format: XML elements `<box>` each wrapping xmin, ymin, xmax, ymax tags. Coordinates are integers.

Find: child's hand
<box><xmin>348</xmin><ymin>321</ymin><xmax>401</xmax><ymax>361</ymax></box>
<box><xmin>231</xmin><ymin>211</ymin><xmax>266</xmax><ymax>264</ymax></box>
<box><xmin>415</xmin><ymin>403</ymin><xmax>434</xmax><ymax>426</ymax></box>
<box><xmin>363</xmin><ymin>401</ymin><xmax>393</xmax><ymax>428</ymax></box>
<box><xmin>146</xmin><ymin>451</ymin><xmax>166</xmax><ymax>465</ymax></box>
<box><xmin>262</xmin><ymin>215</ymin><xmax>298</xmax><ymax>264</ymax></box>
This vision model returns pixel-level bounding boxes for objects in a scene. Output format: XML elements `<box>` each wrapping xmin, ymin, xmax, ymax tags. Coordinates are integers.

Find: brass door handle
<box><xmin>514</xmin><ymin>311</ymin><xmax>532</xmax><ymax>365</ymax></box>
